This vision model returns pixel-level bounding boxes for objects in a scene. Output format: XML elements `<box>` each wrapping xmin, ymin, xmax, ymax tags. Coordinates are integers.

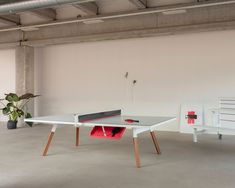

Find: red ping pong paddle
<box><xmin>125</xmin><ymin>119</ymin><xmax>139</xmax><ymax>123</ymax></box>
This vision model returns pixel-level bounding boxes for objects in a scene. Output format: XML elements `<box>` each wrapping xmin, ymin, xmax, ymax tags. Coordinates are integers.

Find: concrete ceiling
<box><xmin>0</xmin><ymin>0</ymin><xmax>209</xmax><ymax>27</ymax></box>
<box><xmin>0</xmin><ymin>0</ymin><xmax>197</xmax><ymax>28</ymax></box>
<box><xmin>0</xmin><ymin>0</ymin><xmax>234</xmax><ymax>48</ymax></box>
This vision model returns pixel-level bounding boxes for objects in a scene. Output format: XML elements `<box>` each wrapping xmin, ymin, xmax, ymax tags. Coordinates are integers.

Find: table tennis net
<box><xmin>78</xmin><ymin>109</ymin><xmax>121</xmax><ymax>122</ymax></box>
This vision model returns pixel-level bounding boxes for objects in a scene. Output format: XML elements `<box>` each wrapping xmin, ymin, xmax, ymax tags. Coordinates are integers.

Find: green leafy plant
<box><xmin>0</xmin><ymin>93</ymin><xmax>39</xmax><ymax>127</ymax></box>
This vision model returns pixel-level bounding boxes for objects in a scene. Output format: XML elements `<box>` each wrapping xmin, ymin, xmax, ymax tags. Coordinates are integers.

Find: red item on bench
<box><xmin>187</xmin><ymin>111</ymin><xmax>196</xmax><ymax>124</ymax></box>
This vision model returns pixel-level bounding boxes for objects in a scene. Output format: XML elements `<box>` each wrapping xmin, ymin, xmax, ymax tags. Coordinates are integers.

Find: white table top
<box><xmin>25</xmin><ymin>114</ymin><xmax>176</xmax><ymax>128</ymax></box>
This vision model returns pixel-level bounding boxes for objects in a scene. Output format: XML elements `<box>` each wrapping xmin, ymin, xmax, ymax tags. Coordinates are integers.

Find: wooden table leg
<box><xmin>43</xmin><ymin>132</ymin><xmax>55</xmax><ymax>156</ymax></box>
<box><xmin>150</xmin><ymin>131</ymin><xmax>161</xmax><ymax>155</ymax></box>
<box><xmin>42</xmin><ymin>125</ymin><xmax>57</xmax><ymax>156</ymax></box>
<box><xmin>76</xmin><ymin>127</ymin><xmax>79</xmax><ymax>146</ymax></box>
<box><xmin>133</xmin><ymin>137</ymin><xmax>141</xmax><ymax>168</ymax></box>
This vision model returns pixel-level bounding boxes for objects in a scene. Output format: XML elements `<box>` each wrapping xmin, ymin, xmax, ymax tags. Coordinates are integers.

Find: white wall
<box><xmin>0</xmin><ymin>49</ymin><xmax>15</xmax><ymax>121</ymax></box>
<box><xmin>35</xmin><ymin>30</ymin><xmax>235</xmax><ymax>131</ymax></box>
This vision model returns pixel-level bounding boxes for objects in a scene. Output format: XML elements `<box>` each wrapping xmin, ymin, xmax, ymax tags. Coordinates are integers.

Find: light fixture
<box><xmin>82</xmin><ymin>19</ymin><xmax>104</xmax><ymax>24</ymax></box>
<box><xmin>20</xmin><ymin>27</ymin><xmax>39</xmax><ymax>31</ymax></box>
<box><xmin>162</xmin><ymin>9</ymin><xmax>187</xmax><ymax>15</ymax></box>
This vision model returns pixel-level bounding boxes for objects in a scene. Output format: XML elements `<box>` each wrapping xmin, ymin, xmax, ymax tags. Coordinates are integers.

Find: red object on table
<box><xmin>90</xmin><ymin>126</ymin><xmax>126</xmax><ymax>139</ymax></box>
<box><xmin>125</xmin><ymin>119</ymin><xmax>139</xmax><ymax>123</ymax></box>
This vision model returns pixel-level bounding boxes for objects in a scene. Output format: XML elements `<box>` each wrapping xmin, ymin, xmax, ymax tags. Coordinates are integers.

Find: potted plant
<box><xmin>0</xmin><ymin>93</ymin><xmax>39</xmax><ymax>129</ymax></box>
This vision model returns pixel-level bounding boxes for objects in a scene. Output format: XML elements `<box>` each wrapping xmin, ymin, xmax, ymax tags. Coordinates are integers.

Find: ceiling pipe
<box><xmin>0</xmin><ymin>0</ymin><xmax>94</xmax><ymax>15</ymax></box>
<box><xmin>0</xmin><ymin>0</ymin><xmax>235</xmax><ymax>32</ymax></box>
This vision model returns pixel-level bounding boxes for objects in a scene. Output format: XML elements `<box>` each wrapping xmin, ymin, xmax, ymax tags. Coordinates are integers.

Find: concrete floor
<box><xmin>1</xmin><ymin>124</ymin><xmax>235</xmax><ymax>188</ymax></box>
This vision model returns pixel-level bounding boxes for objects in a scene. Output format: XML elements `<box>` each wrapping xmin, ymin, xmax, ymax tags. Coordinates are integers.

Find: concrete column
<box><xmin>15</xmin><ymin>46</ymin><xmax>34</xmax><ymax>124</ymax></box>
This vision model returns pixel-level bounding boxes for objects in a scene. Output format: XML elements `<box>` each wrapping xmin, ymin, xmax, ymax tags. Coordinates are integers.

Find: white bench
<box><xmin>192</xmin><ymin>98</ymin><xmax>235</xmax><ymax>142</ymax></box>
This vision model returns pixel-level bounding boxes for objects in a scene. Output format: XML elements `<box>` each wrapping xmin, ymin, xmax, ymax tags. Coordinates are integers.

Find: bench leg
<box><xmin>43</xmin><ymin>125</ymin><xmax>57</xmax><ymax>156</ymax></box>
<box><xmin>150</xmin><ymin>131</ymin><xmax>161</xmax><ymax>155</ymax></box>
<box><xmin>193</xmin><ymin>128</ymin><xmax>198</xmax><ymax>143</ymax></box>
<box><xmin>133</xmin><ymin>137</ymin><xmax>141</xmax><ymax>168</ymax></box>
<box><xmin>76</xmin><ymin>127</ymin><xmax>79</xmax><ymax>146</ymax></box>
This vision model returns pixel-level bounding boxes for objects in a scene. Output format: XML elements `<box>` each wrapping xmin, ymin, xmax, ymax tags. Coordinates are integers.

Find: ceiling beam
<box><xmin>21</xmin><ymin>20</ymin><xmax>235</xmax><ymax>47</ymax></box>
<box><xmin>73</xmin><ymin>2</ymin><xmax>98</xmax><ymax>16</ymax></box>
<box><xmin>0</xmin><ymin>14</ymin><xmax>20</xmax><ymax>25</ymax></box>
<box><xmin>0</xmin><ymin>0</ymin><xmax>234</xmax><ymax>32</ymax></box>
<box><xmin>30</xmin><ymin>8</ymin><xmax>56</xmax><ymax>20</ymax></box>
<box><xmin>129</xmin><ymin>0</ymin><xmax>147</xmax><ymax>9</ymax></box>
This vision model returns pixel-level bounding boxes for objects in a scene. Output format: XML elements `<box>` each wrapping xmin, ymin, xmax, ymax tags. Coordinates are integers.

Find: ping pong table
<box><xmin>25</xmin><ymin>109</ymin><xmax>176</xmax><ymax>168</ymax></box>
